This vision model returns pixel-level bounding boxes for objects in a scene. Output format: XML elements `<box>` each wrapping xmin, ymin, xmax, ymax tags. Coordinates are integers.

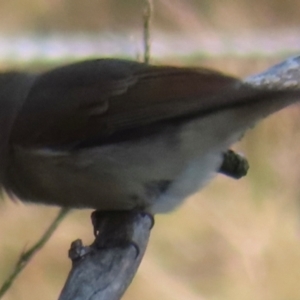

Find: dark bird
<box><xmin>1</xmin><ymin>57</ymin><xmax>300</xmax><ymax>213</ymax></box>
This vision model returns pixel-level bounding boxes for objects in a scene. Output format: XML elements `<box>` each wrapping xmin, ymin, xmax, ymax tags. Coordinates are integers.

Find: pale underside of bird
<box><xmin>1</xmin><ymin>57</ymin><xmax>300</xmax><ymax>214</ymax></box>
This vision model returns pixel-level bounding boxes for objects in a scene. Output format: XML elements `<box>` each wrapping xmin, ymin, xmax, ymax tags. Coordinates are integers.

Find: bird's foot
<box><xmin>219</xmin><ymin>149</ymin><xmax>249</xmax><ymax>179</ymax></box>
<box><xmin>91</xmin><ymin>210</ymin><xmax>154</xmax><ymax>258</ymax></box>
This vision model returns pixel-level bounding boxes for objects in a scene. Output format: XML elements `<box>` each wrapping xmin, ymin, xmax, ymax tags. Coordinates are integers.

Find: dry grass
<box><xmin>2</xmin><ymin>56</ymin><xmax>300</xmax><ymax>299</ymax></box>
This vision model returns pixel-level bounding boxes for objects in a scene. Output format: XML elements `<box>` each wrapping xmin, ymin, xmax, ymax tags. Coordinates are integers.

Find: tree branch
<box><xmin>58</xmin><ymin>211</ymin><xmax>152</xmax><ymax>300</ymax></box>
<box><xmin>245</xmin><ymin>55</ymin><xmax>300</xmax><ymax>89</ymax></box>
<box><xmin>143</xmin><ymin>0</ymin><xmax>153</xmax><ymax>64</ymax></box>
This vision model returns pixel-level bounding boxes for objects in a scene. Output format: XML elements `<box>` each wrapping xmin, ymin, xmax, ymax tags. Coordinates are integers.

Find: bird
<box><xmin>1</xmin><ymin>57</ymin><xmax>300</xmax><ymax>214</ymax></box>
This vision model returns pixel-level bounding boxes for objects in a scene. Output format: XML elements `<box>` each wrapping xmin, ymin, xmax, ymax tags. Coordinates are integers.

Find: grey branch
<box><xmin>58</xmin><ymin>212</ymin><xmax>152</xmax><ymax>300</ymax></box>
<box><xmin>245</xmin><ymin>55</ymin><xmax>300</xmax><ymax>89</ymax></box>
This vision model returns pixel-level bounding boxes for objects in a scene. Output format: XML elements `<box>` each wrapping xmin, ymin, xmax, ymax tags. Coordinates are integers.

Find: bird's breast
<box><xmin>5</xmin><ymin>109</ymin><xmax>246</xmax><ymax>213</ymax></box>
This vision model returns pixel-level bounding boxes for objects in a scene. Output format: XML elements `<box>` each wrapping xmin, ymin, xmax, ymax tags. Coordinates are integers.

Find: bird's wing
<box><xmin>0</xmin><ymin>72</ymin><xmax>36</xmax><ymax>172</ymax></box>
<box><xmin>10</xmin><ymin>58</ymin><xmax>264</xmax><ymax>149</ymax></box>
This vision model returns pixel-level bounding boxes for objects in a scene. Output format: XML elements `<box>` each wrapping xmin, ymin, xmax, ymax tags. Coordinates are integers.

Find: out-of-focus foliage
<box><xmin>1</xmin><ymin>0</ymin><xmax>300</xmax><ymax>33</ymax></box>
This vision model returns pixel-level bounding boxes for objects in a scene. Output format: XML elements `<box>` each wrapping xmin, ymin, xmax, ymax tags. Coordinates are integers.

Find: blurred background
<box><xmin>1</xmin><ymin>0</ymin><xmax>300</xmax><ymax>299</ymax></box>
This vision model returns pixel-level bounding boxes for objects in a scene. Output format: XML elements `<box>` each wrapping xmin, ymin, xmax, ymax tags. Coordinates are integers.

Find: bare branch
<box><xmin>245</xmin><ymin>55</ymin><xmax>300</xmax><ymax>89</ymax></box>
<box><xmin>58</xmin><ymin>212</ymin><xmax>152</xmax><ymax>300</ymax></box>
<box><xmin>143</xmin><ymin>0</ymin><xmax>153</xmax><ymax>64</ymax></box>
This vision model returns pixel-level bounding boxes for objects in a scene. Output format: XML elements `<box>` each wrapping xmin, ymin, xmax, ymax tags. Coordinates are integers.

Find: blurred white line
<box><xmin>0</xmin><ymin>29</ymin><xmax>300</xmax><ymax>64</ymax></box>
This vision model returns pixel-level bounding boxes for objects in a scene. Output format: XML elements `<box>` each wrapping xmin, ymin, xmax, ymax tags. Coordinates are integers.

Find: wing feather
<box><xmin>10</xmin><ymin>59</ymin><xmax>258</xmax><ymax>149</ymax></box>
